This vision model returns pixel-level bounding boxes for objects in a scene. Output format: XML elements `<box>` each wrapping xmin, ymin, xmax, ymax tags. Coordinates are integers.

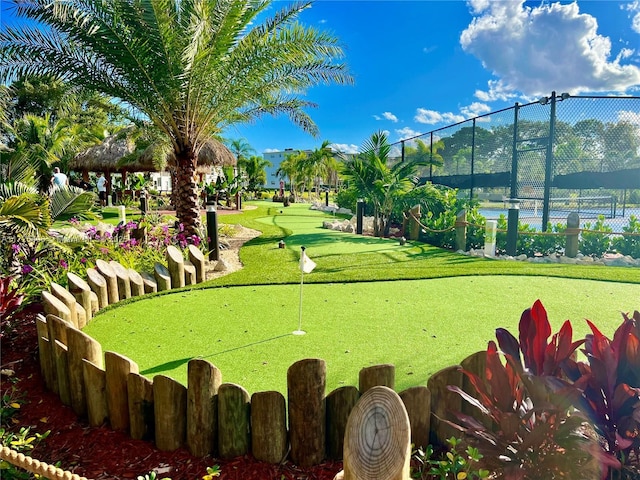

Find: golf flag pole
<box><xmin>294</xmin><ymin>246</ymin><xmax>316</xmax><ymax>335</ymax></box>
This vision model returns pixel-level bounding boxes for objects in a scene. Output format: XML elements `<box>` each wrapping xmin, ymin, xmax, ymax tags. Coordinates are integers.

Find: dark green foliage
<box><xmin>581</xmin><ymin>216</ymin><xmax>613</xmax><ymax>256</ymax></box>
<box><xmin>613</xmin><ymin>215</ymin><xmax>640</xmax><ymax>258</ymax></box>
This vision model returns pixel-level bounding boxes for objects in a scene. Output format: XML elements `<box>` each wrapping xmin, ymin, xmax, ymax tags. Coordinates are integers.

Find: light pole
<box><xmin>206</xmin><ymin>201</ymin><xmax>219</xmax><ymax>261</ymax></box>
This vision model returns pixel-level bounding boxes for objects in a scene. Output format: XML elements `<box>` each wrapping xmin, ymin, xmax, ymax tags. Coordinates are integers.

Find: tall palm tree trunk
<box><xmin>174</xmin><ymin>153</ymin><xmax>201</xmax><ymax>236</ymax></box>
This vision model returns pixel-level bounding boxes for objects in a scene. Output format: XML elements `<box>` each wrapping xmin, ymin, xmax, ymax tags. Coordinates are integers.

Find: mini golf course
<box><xmin>84</xmin><ymin>202</ymin><xmax>640</xmax><ymax>395</ymax></box>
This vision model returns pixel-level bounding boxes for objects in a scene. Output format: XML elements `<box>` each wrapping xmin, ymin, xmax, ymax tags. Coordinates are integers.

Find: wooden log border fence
<box><xmin>34</xmin><ymin>244</ymin><xmax>488</xmax><ymax>470</ymax></box>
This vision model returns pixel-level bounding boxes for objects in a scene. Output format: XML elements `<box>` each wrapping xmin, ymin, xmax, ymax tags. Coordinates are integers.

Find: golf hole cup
<box><xmin>484</xmin><ymin>220</ymin><xmax>497</xmax><ymax>257</ymax></box>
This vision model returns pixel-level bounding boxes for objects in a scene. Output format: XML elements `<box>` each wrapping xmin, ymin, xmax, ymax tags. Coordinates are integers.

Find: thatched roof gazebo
<box><xmin>71</xmin><ymin>130</ymin><xmax>236</xmax><ymax>196</ymax></box>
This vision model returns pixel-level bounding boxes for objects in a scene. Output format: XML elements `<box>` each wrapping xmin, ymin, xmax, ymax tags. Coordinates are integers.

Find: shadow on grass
<box><xmin>140</xmin><ymin>333</ymin><xmax>292</xmax><ymax>375</ymax></box>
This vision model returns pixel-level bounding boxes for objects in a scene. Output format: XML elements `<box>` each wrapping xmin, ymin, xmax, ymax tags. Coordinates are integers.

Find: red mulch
<box><xmin>1</xmin><ymin>307</ymin><xmax>343</xmax><ymax>480</ymax></box>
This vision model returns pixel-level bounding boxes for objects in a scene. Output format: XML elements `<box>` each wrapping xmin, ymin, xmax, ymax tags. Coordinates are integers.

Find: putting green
<box><xmin>84</xmin><ymin>276</ymin><xmax>638</xmax><ymax>395</ymax></box>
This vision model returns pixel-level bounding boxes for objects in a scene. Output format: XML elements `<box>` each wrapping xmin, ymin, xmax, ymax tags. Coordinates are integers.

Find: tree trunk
<box><xmin>174</xmin><ymin>153</ymin><xmax>201</xmax><ymax>237</ymax></box>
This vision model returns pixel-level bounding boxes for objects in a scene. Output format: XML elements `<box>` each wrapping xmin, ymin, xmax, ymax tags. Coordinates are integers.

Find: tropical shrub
<box><xmin>411</xmin><ymin>437</ymin><xmax>490</xmax><ymax>479</ymax></box>
<box><xmin>581</xmin><ymin>216</ymin><xmax>613</xmax><ymax>257</ymax></box>
<box><xmin>0</xmin><ymin>276</ymin><xmax>24</xmax><ymax>327</ymax></box>
<box><xmin>446</xmin><ymin>301</ymin><xmax>640</xmax><ymax>479</ymax></box>
<box><xmin>612</xmin><ymin>215</ymin><xmax>640</xmax><ymax>258</ymax></box>
<box><xmin>566</xmin><ymin>311</ymin><xmax>640</xmax><ymax>472</ymax></box>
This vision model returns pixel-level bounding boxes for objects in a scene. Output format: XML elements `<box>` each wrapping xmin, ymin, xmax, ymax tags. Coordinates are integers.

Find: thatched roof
<box><xmin>71</xmin><ymin>132</ymin><xmax>236</xmax><ymax>173</ymax></box>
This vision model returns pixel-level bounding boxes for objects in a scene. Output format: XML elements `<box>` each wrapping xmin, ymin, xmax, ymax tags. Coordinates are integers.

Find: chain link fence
<box><xmin>397</xmin><ymin>94</ymin><xmax>640</xmax><ymax>232</ymax></box>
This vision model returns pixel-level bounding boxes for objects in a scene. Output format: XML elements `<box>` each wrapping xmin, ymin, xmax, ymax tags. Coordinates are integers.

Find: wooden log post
<box><xmin>53</xmin><ymin>340</ymin><xmax>72</xmax><ymax>406</ymax></box>
<box><xmin>89</xmin><ymin>291</ymin><xmax>99</xmax><ymax>315</ymax></box>
<box><xmin>83</xmin><ymin>359</ymin><xmax>108</xmax><ymax>427</ymax></box>
<box><xmin>153</xmin><ymin>375</ymin><xmax>187</xmax><ymax>451</ymax></box>
<box><xmin>45</xmin><ymin>313</ymin><xmax>72</xmax><ymax>399</ymax></box>
<box><xmin>67</xmin><ymin>272</ymin><xmax>93</xmax><ymax>324</ymax></box>
<box><xmin>251</xmin><ymin>391</ymin><xmax>287</xmax><ymax>463</ymax></box>
<box><xmin>427</xmin><ymin>365</ymin><xmax>463</xmax><ymax>447</ymax></box>
<box><xmin>86</xmin><ymin>268</ymin><xmax>108</xmax><ymax>309</ymax></box>
<box><xmin>399</xmin><ymin>386</ymin><xmax>431</xmax><ymax>450</ymax></box>
<box><xmin>50</xmin><ymin>283</ymin><xmax>79</xmax><ymax>328</ymax></box>
<box><xmin>184</xmin><ymin>261</ymin><xmax>197</xmax><ymax>286</ymax></box>
<box><xmin>218</xmin><ymin>383</ymin><xmax>251</xmax><ymax>459</ymax></box>
<box><xmin>109</xmin><ymin>261</ymin><xmax>132</xmax><ymax>300</ymax></box>
<box><xmin>154</xmin><ymin>263</ymin><xmax>171</xmax><ymax>291</ymax></box>
<box><xmin>35</xmin><ymin>314</ymin><xmax>55</xmax><ymax>391</ymax></box>
<box><xmin>75</xmin><ymin>304</ymin><xmax>87</xmax><ymax>330</ymax></box>
<box><xmin>565</xmin><ymin>212</ymin><xmax>580</xmax><ymax>258</ymax></box>
<box><xmin>188</xmin><ymin>244</ymin><xmax>206</xmax><ymax>283</ymax></box>
<box><xmin>166</xmin><ymin>245</ymin><xmax>185</xmax><ymax>288</ymax></box>
<box><xmin>335</xmin><ymin>386</ymin><xmax>411</xmax><ymax>480</ymax></box>
<box><xmin>187</xmin><ymin>359</ymin><xmax>222</xmax><ymax>457</ymax></box>
<box><xmin>105</xmin><ymin>351</ymin><xmax>139</xmax><ymax>432</ymax></box>
<box><xmin>408</xmin><ymin>204</ymin><xmax>421</xmax><ymax>241</ymax></box>
<box><xmin>140</xmin><ymin>272</ymin><xmax>158</xmax><ymax>294</ymax></box>
<box><xmin>288</xmin><ymin>358</ymin><xmax>326</xmax><ymax>467</ymax></box>
<box><xmin>42</xmin><ymin>291</ymin><xmax>72</xmax><ymax>325</ymax></box>
<box><xmin>128</xmin><ymin>372</ymin><xmax>155</xmax><ymax>441</ymax></box>
<box><xmin>128</xmin><ymin>269</ymin><xmax>145</xmax><ymax>297</ymax></box>
<box><xmin>455</xmin><ymin>209</ymin><xmax>468</xmax><ymax>252</ymax></box>
<box><xmin>326</xmin><ymin>386</ymin><xmax>360</xmax><ymax>460</ymax></box>
<box><xmin>359</xmin><ymin>364</ymin><xmax>395</xmax><ymax>394</ymax></box>
<box><xmin>96</xmin><ymin>259</ymin><xmax>119</xmax><ymax>304</ymax></box>
<box><xmin>67</xmin><ymin>328</ymin><xmax>102</xmax><ymax>417</ymax></box>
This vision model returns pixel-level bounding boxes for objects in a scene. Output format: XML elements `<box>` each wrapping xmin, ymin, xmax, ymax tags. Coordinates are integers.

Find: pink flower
<box><xmin>60</xmin><ymin>259</ymin><xmax>68</xmax><ymax>269</ymax></box>
<box><xmin>100</xmin><ymin>247</ymin><xmax>109</xmax><ymax>255</ymax></box>
<box><xmin>21</xmin><ymin>264</ymin><xmax>33</xmax><ymax>274</ymax></box>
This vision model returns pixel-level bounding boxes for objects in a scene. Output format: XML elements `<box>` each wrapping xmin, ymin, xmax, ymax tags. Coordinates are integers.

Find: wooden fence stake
<box><xmin>154</xmin><ymin>375</ymin><xmax>187</xmax><ymax>451</ymax></box>
<box><xmin>399</xmin><ymin>386</ymin><xmax>431</xmax><ymax>450</ymax></box>
<box><xmin>128</xmin><ymin>372</ymin><xmax>155</xmax><ymax>441</ymax></box>
<box><xmin>326</xmin><ymin>386</ymin><xmax>360</xmax><ymax>460</ymax></box>
<box><xmin>218</xmin><ymin>383</ymin><xmax>251</xmax><ymax>459</ymax></box>
<box><xmin>288</xmin><ymin>358</ymin><xmax>326</xmax><ymax>467</ymax></box>
<box><xmin>83</xmin><ymin>359</ymin><xmax>108</xmax><ymax>427</ymax></box>
<box><xmin>359</xmin><ymin>364</ymin><xmax>395</xmax><ymax>394</ymax></box>
<box><xmin>251</xmin><ymin>391</ymin><xmax>287</xmax><ymax>463</ymax></box>
<box><xmin>105</xmin><ymin>351</ymin><xmax>139</xmax><ymax>432</ymax></box>
<box><xmin>187</xmin><ymin>359</ymin><xmax>222</xmax><ymax>457</ymax></box>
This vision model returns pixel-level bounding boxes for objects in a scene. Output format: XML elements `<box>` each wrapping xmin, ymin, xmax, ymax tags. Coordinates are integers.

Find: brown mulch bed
<box><xmin>1</xmin><ymin>307</ymin><xmax>342</xmax><ymax>480</ymax></box>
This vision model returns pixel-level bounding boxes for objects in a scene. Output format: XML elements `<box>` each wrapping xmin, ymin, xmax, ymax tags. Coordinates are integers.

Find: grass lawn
<box><xmin>83</xmin><ymin>201</ymin><xmax>640</xmax><ymax>395</ymax></box>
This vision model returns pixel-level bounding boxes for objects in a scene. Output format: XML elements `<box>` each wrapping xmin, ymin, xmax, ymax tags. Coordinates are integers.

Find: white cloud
<box><xmin>461</xmin><ymin>0</ymin><xmax>640</xmax><ymax>96</ymax></box>
<box><xmin>383</xmin><ymin>112</ymin><xmax>398</xmax><ymax>122</ymax></box>
<box><xmin>395</xmin><ymin>127</ymin><xmax>422</xmax><ymax>141</ymax></box>
<box><xmin>625</xmin><ymin>1</ymin><xmax>640</xmax><ymax>34</ymax></box>
<box><xmin>263</xmin><ymin>148</ymin><xmax>280</xmax><ymax>153</ymax></box>
<box><xmin>474</xmin><ymin>79</ymin><xmax>519</xmax><ymax>102</ymax></box>
<box><xmin>618</xmin><ymin>109</ymin><xmax>640</xmax><ymax>125</ymax></box>
<box><xmin>331</xmin><ymin>143</ymin><xmax>359</xmax><ymax>154</ymax></box>
<box><xmin>414</xmin><ymin>108</ymin><xmax>465</xmax><ymax>125</ymax></box>
<box><xmin>374</xmin><ymin>112</ymin><xmax>399</xmax><ymax>122</ymax></box>
<box><xmin>460</xmin><ymin>102</ymin><xmax>492</xmax><ymax>117</ymax></box>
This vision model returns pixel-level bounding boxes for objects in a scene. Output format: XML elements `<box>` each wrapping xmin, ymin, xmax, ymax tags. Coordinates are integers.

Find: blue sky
<box><xmin>2</xmin><ymin>0</ymin><xmax>640</xmax><ymax>156</ymax></box>
<box><xmin>228</xmin><ymin>0</ymin><xmax>640</xmax><ymax>155</ymax></box>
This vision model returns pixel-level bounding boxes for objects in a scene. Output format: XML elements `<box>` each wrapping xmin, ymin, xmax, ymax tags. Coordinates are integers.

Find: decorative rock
<box><xmin>214</xmin><ymin>259</ymin><xmax>228</xmax><ymax>272</ymax></box>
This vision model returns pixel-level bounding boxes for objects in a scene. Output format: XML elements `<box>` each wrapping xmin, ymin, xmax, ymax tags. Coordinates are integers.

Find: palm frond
<box><xmin>0</xmin><ymin>192</ymin><xmax>51</xmax><ymax>236</ymax></box>
<box><xmin>49</xmin><ymin>185</ymin><xmax>98</xmax><ymax>221</ymax></box>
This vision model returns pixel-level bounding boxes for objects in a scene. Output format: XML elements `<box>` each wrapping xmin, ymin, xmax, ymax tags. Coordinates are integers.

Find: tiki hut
<box><xmin>71</xmin><ymin>129</ymin><xmax>236</xmax><ymax>197</ymax></box>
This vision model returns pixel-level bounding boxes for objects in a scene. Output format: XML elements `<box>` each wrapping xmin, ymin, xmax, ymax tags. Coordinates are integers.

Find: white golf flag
<box><xmin>300</xmin><ymin>249</ymin><xmax>316</xmax><ymax>274</ymax></box>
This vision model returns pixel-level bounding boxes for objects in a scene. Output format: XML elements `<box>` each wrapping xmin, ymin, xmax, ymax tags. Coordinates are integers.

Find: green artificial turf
<box><xmin>85</xmin><ymin>277</ymin><xmax>638</xmax><ymax>395</ymax></box>
<box><xmin>84</xmin><ymin>201</ymin><xmax>640</xmax><ymax>395</ymax></box>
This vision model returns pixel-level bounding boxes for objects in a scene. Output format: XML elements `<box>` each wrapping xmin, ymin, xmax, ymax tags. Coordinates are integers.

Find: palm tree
<box><xmin>239</xmin><ymin>155</ymin><xmax>271</xmax><ymax>197</ymax></box>
<box><xmin>303</xmin><ymin>140</ymin><xmax>334</xmax><ymax>197</ymax></box>
<box><xmin>227</xmin><ymin>138</ymin><xmax>256</xmax><ymax>166</ymax></box>
<box><xmin>276</xmin><ymin>152</ymin><xmax>304</xmax><ymax>198</ymax></box>
<box><xmin>340</xmin><ymin>131</ymin><xmax>427</xmax><ymax>237</ymax></box>
<box><xmin>1</xmin><ymin>0</ymin><xmax>352</xmax><ymax>235</ymax></box>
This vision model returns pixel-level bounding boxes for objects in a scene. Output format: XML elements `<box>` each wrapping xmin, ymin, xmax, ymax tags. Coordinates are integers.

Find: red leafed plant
<box><xmin>569</xmin><ymin>311</ymin><xmax>640</xmax><ymax>470</ymax></box>
<box><xmin>446</xmin><ymin>340</ymin><xmax>611</xmax><ymax>479</ymax></box>
<box><xmin>0</xmin><ymin>275</ymin><xmax>24</xmax><ymax>325</ymax></box>
<box><xmin>495</xmin><ymin>299</ymin><xmax>585</xmax><ymax>377</ymax></box>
